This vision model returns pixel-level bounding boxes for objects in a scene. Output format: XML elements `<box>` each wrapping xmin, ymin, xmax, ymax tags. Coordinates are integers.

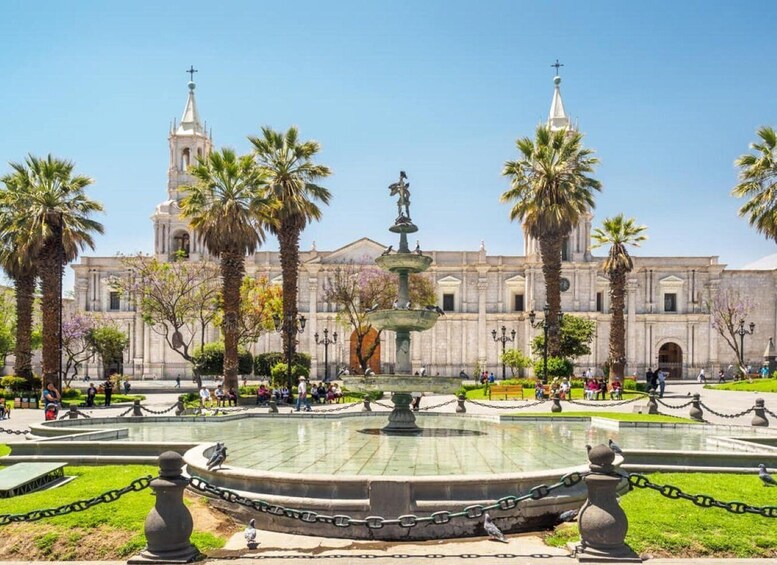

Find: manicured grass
<box><xmin>545</xmin><ymin>473</ymin><xmax>777</xmax><ymax>558</ymax></box>
<box><xmin>0</xmin><ymin>444</ymin><xmax>9</xmax><ymax>457</ymax></box>
<box><xmin>506</xmin><ymin>411</ymin><xmax>698</xmax><ymax>423</ymax></box>
<box><xmin>464</xmin><ymin>385</ymin><xmax>643</xmax><ymax>401</ymax></box>
<box><xmin>705</xmin><ymin>378</ymin><xmax>777</xmax><ymax>393</ymax></box>
<box><xmin>0</xmin><ymin>465</ymin><xmax>226</xmax><ymax>560</ymax></box>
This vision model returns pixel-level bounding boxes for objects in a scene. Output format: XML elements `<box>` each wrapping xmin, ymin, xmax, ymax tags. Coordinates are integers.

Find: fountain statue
<box><xmin>342</xmin><ymin>172</ymin><xmax>460</xmax><ymax>433</ymax></box>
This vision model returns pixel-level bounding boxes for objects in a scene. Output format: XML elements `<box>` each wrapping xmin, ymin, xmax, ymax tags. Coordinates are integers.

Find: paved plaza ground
<box><xmin>1</xmin><ymin>380</ymin><xmax>775</xmax><ymax>564</ymax></box>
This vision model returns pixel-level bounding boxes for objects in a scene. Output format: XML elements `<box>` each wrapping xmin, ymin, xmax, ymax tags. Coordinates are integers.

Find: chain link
<box><xmin>139</xmin><ymin>402</ymin><xmax>179</xmax><ymax>415</ymax></box>
<box><xmin>116</xmin><ymin>406</ymin><xmax>135</xmax><ymax>417</ymax></box>
<box><xmin>566</xmin><ymin>395</ymin><xmax>645</xmax><ymax>408</ymax></box>
<box><xmin>371</xmin><ymin>400</ymin><xmax>395</xmax><ymax>409</ymax></box>
<box><xmin>465</xmin><ymin>398</ymin><xmax>547</xmax><ymax>410</ymax></box>
<box><xmin>311</xmin><ymin>401</ymin><xmax>361</xmax><ymax>413</ymax></box>
<box><xmin>655</xmin><ymin>398</ymin><xmax>694</xmax><ymax>410</ymax></box>
<box><xmin>0</xmin><ymin>426</ymin><xmax>30</xmax><ymax>435</ymax></box>
<box><xmin>416</xmin><ymin>398</ymin><xmax>457</xmax><ymax>411</ymax></box>
<box><xmin>189</xmin><ymin>471</ymin><xmax>587</xmax><ymax>529</ymax></box>
<box><xmin>628</xmin><ymin>473</ymin><xmax>777</xmax><ymax>518</ymax></box>
<box><xmin>0</xmin><ymin>475</ymin><xmax>153</xmax><ymax>526</ymax></box>
<box><xmin>764</xmin><ymin>407</ymin><xmax>777</xmax><ymax>420</ymax></box>
<box><xmin>698</xmin><ymin>402</ymin><xmax>754</xmax><ymax>419</ymax></box>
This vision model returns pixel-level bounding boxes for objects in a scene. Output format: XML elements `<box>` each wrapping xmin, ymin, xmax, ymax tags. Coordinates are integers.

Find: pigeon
<box><xmin>393</xmin><ymin>299</ymin><xmax>399</xmax><ymax>309</ymax></box>
<box><xmin>556</xmin><ymin>509</ymin><xmax>579</xmax><ymax>524</ymax></box>
<box><xmin>483</xmin><ymin>513</ymin><xmax>506</xmax><ymax>542</ymax></box>
<box><xmin>336</xmin><ymin>366</ymin><xmax>347</xmax><ymax>377</ymax></box>
<box><xmin>415</xmin><ymin>241</ymin><xmax>422</xmax><ymax>254</ymax></box>
<box><xmin>244</xmin><ymin>518</ymin><xmax>258</xmax><ymax>549</ymax></box>
<box><xmin>365</xmin><ymin>367</ymin><xmax>375</xmax><ymax>376</ymax></box>
<box><xmin>400</xmin><ymin>171</ymin><xmax>407</xmax><ymax>180</ymax></box>
<box><xmin>205</xmin><ymin>442</ymin><xmax>224</xmax><ymax>468</ymax></box>
<box><xmin>758</xmin><ymin>464</ymin><xmax>777</xmax><ymax>486</ymax></box>
<box><xmin>381</xmin><ymin>245</ymin><xmax>393</xmax><ymax>256</ymax></box>
<box><xmin>366</xmin><ymin>304</ymin><xmax>379</xmax><ymax>313</ymax></box>
<box><xmin>206</xmin><ymin>444</ymin><xmax>227</xmax><ymax>470</ymax></box>
<box><xmin>434</xmin><ymin>305</ymin><xmax>445</xmax><ymax>316</ymax></box>
<box><xmin>586</xmin><ymin>444</ymin><xmax>592</xmax><ymax>454</ymax></box>
<box><xmin>608</xmin><ymin>439</ymin><xmax>623</xmax><ymax>455</ymax></box>
<box><xmin>405</xmin><ymin>301</ymin><xmax>412</xmax><ymax>309</ymax></box>
<box><xmin>419</xmin><ymin>367</ymin><xmax>426</xmax><ymax>376</ymax></box>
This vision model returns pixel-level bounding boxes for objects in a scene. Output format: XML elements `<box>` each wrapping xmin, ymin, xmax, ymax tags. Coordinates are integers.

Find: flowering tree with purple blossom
<box><xmin>61</xmin><ymin>312</ymin><xmax>96</xmax><ymax>386</ymax></box>
<box><xmin>707</xmin><ymin>288</ymin><xmax>757</xmax><ymax>374</ymax></box>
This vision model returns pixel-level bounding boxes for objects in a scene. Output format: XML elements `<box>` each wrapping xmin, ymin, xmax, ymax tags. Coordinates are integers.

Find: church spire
<box><xmin>177</xmin><ymin>69</ymin><xmax>203</xmax><ymax>135</ymax></box>
<box><xmin>548</xmin><ymin>73</ymin><xmax>570</xmax><ymax>131</ymax></box>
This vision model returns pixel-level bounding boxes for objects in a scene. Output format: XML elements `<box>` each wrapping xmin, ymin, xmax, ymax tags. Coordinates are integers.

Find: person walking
<box><xmin>295</xmin><ymin>376</ymin><xmax>311</xmax><ymax>412</ymax></box>
<box><xmin>697</xmin><ymin>369</ymin><xmax>706</xmax><ymax>383</ymax></box>
<box><xmin>657</xmin><ymin>368</ymin><xmax>667</xmax><ymax>398</ymax></box>
<box><xmin>175</xmin><ymin>376</ymin><xmax>181</xmax><ymax>389</ymax></box>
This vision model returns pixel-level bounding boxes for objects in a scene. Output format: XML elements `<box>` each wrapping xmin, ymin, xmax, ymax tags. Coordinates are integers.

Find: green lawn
<box><xmin>464</xmin><ymin>386</ymin><xmax>643</xmax><ymax>401</ymax></box>
<box><xmin>506</xmin><ymin>411</ymin><xmax>698</xmax><ymax>423</ymax></box>
<box><xmin>705</xmin><ymin>378</ymin><xmax>777</xmax><ymax>393</ymax></box>
<box><xmin>546</xmin><ymin>473</ymin><xmax>777</xmax><ymax>557</ymax></box>
<box><xmin>0</xmin><ymin>465</ymin><xmax>226</xmax><ymax>559</ymax></box>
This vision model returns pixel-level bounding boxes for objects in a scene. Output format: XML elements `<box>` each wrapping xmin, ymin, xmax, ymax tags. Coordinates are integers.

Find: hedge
<box><xmin>254</xmin><ymin>352</ymin><xmax>311</xmax><ymax>376</ymax></box>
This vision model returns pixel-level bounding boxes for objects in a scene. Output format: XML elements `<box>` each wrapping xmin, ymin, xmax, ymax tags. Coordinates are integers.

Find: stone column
<box><xmin>306</xmin><ymin>268</ymin><xmax>319</xmax><ymax>377</ymax></box>
<box><xmin>626</xmin><ymin>279</ymin><xmax>638</xmax><ymax>374</ymax></box>
<box><xmin>477</xmin><ymin>278</ymin><xmax>488</xmax><ymax>366</ymax></box>
<box><xmin>576</xmin><ymin>444</ymin><xmax>640</xmax><ymax>563</ymax></box>
<box><xmin>129</xmin><ymin>452</ymin><xmax>199</xmax><ymax>563</ymax></box>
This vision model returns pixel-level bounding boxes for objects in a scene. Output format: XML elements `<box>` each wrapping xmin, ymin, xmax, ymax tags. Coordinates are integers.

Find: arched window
<box><xmin>181</xmin><ymin>148</ymin><xmax>191</xmax><ymax>170</ymax></box>
<box><xmin>172</xmin><ymin>231</ymin><xmax>190</xmax><ymax>259</ymax></box>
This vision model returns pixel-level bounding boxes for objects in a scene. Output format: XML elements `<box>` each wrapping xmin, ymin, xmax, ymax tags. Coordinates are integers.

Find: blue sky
<box><xmin>1</xmin><ymin>1</ymin><xmax>776</xmax><ymax>291</ymax></box>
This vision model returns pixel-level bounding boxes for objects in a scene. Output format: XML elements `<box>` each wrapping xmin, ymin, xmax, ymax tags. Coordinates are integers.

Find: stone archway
<box><xmin>350</xmin><ymin>328</ymin><xmax>381</xmax><ymax>375</ymax></box>
<box><xmin>658</xmin><ymin>342</ymin><xmax>683</xmax><ymax>379</ymax></box>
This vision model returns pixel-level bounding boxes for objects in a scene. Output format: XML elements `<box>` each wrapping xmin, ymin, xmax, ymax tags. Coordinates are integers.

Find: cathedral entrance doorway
<box><xmin>658</xmin><ymin>342</ymin><xmax>683</xmax><ymax>379</ymax></box>
<box><xmin>350</xmin><ymin>328</ymin><xmax>381</xmax><ymax>375</ymax></box>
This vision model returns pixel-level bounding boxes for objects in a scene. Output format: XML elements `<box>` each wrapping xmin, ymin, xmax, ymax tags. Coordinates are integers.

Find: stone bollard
<box><xmin>67</xmin><ymin>405</ymin><xmax>78</xmax><ymax>419</ymax></box>
<box><xmin>129</xmin><ymin>451</ymin><xmax>199</xmax><ymax>564</ymax></box>
<box><xmin>174</xmin><ymin>400</ymin><xmax>185</xmax><ymax>416</ymax></box>
<box><xmin>575</xmin><ymin>444</ymin><xmax>640</xmax><ymax>563</ymax></box>
<box><xmin>362</xmin><ymin>395</ymin><xmax>372</xmax><ymax>412</ymax></box>
<box><xmin>268</xmin><ymin>399</ymin><xmax>278</xmax><ymax>413</ymax></box>
<box><xmin>133</xmin><ymin>399</ymin><xmax>143</xmax><ymax>417</ymax></box>
<box><xmin>646</xmin><ymin>392</ymin><xmax>658</xmax><ymax>415</ymax></box>
<box><xmin>551</xmin><ymin>393</ymin><xmax>562</xmax><ymax>413</ymax></box>
<box><xmin>456</xmin><ymin>393</ymin><xmax>466</xmax><ymax>413</ymax></box>
<box><xmin>689</xmin><ymin>393</ymin><xmax>703</xmax><ymax>422</ymax></box>
<box><xmin>751</xmin><ymin>398</ymin><xmax>769</xmax><ymax>427</ymax></box>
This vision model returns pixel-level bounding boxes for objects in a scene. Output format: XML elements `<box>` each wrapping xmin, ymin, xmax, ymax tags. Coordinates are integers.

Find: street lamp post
<box><xmin>491</xmin><ymin>326</ymin><xmax>516</xmax><ymax>380</ymax></box>
<box><xmin>735</xmin><ymin>319</ymin><xmax>755</xmax><ymax>372</ymax></box>
<box><xmin>314</xmin><ymin>328</ymin><xmax>338</xmax><ymax>382</ymax></box>
<box><xmin>528</xmin><ymin>303</ymin><xmax>564</xmax><ymax>383</ymax></box>
<box><xmin>273</xmin><ymin>314</ymin><xmax>306</xmax><ymax>389</ymax></box>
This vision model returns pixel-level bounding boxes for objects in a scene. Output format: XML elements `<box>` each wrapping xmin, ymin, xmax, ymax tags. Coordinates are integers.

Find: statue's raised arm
<box><xmin>388</xmin><ymin>170</ymin><xmax>411</xmax><ymax>223</ymax></box>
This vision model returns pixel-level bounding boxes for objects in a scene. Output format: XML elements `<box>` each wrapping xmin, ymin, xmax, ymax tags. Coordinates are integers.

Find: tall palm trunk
<box><xmin>538</xmin><ymin>234</ymin><xmax>563</xmax><ymax>356</ymax></box>
<box><xmin>278</xmin><ymin>217</ymin><xmax>302</xmax><ymax>361</ymax></box>
<box><xmin>221</xmin><ymin>250</ymin><xmax>244</xmax><ymax>391</ymax></box>
<box><xmin>609</xmin><ymin>269</ymin><xmax>627</xmax><ymax>382</ymax></box>
<box><xmin>13</xmin><ymin>270</ymin><xmax>36</xmax><ymax>385</ymax></box>
<box><xmin>39</xmin><ymin>240</ymin><xmax>62</xmax><ymax>388</ymax></box>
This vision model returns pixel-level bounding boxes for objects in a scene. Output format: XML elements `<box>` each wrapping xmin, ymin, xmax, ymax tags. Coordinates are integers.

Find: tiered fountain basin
<box><xmin>341</xmin><ymin>375</ymin><xmax>459</xmax><ymax>394</ymax></box>
<box><xmin>17</xmin><ymin>414</ymin><xmax>777</xmax><ymax>540</ymax></box>
<box><xmin>364</xmin><ymin>309</ymin><xmax>439</xmax><ymax>332</ymax></box>
<box><xmin>375</xmin><ymin>253</ymin><xmax>433</xmax><ymax>273</ymax></box>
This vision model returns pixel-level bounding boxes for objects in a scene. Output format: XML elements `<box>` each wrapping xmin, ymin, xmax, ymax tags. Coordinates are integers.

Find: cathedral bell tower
<box><xmin>152</xmin><ymin>71</ymin><xmax>213</xmax><ymax>262</ymax></box>
<box><xmin>523</xmin><ymin>72</ymin><xmax>593</xmax><ymax>263</ymax></box>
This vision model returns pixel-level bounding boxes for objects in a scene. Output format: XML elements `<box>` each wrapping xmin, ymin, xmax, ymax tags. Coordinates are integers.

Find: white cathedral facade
<box><xmin>71</xmin><ymin>77</ymin><xmax>777</xmax><ymax>381</ymax></box>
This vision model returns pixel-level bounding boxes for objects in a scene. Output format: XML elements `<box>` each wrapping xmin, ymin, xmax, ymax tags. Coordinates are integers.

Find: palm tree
<box><xmin>732</xmin><ymin>126</ymin><xmax>777</xmax><ymax>241</ymax></box>
<box><xmin>591</xmin><ymin>214</ymin><xmax>647</xmax><ymax>382</ymax></box>
<box><xmin>501</xmin><ymin>124</ymin><xmax>600</xmax><ymax>355</ymax></box>
<box><xmin>179</xmin><ymin>148</ymin><xmax>271</xmax><ymax>391</ymax></box>
<box><xmin>0</xmin><ymin>172</ymin><xmax>38</xmax><ymax>385</ymax></box>
<box><xmin>248</xmin><ymin>126</ymin><xmax>332</xmax><ymax>364</ymax></box>
<box><xmin>3</xmin><ymin>155</ymin><xmax>103</xmax><ymax>388</ymax></box>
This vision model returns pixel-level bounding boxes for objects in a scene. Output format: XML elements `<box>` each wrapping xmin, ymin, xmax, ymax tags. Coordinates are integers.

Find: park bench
<box><xmin>0</xmin><ymin>462</ymin><xmax>67</xmax><ymax>498</ymax></box>
<box><xmin>488</xmin><ymin>384</ymin><xmax>524</xmax><ymax>400</ymax></box>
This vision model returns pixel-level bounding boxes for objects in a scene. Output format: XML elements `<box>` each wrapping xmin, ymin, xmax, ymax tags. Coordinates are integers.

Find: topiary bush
<box><xmin>193</xmin><ymin>342</ymin><xmax>253</xmax><ymax>375</ymax></box>
<box><xmin>532</xmin><ymin>357</ymin><xmax>574</xmax><ymax>380</ymax></box>
<box><xmin>255</xmin><ymin>352</ymin><xmax>311</xmax><ymax>376</ymax></box>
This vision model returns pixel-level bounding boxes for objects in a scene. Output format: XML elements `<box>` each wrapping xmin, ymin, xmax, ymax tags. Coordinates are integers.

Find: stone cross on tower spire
<box><xmin>177</xmin><ymin>68</ymin><xmax>203</xmax><ymax>135</ymax></box>
<box><xmin>548</xmin><ymin>61</ymin><xmax>570</xmax><ymax>132</ymax></box>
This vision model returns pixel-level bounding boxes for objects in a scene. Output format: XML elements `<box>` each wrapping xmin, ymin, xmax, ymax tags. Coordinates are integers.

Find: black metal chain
<box><xmin>416</xmin><ymin>398</ymin><xmax>457</xmax><ymax>411</ymax></box>
<box><xmin>116</xmin><ymin>406</ymin><xmax>135</xmax><ymax>417</ymax></box>
<box><xmin>0</xmin><ymin>427</ymin><xmax>30</xmax><ymax>435</ymax></box>
<box><xmin>628</xmin><ymin>473</ymin><xmax>777</xmax><ymax>518</ymax></box>
<box><xmin>189</xmin><ymin>471</ymin><xmax>586</xmax><ymax>529</ymax></box>
<box><xmin>465</xmin><ymin>398</ymin><xmax>547</xmax><ymax>410</ymax></box>
<box><xmin>311</xmin><ymin>401</ymin><xmax>361</xmax><ymax>413</ymax></box>
<box><xmin>0</xmin><ymin>475</ymin><xmax>153</xmax><ymax>526</ymax></box>
<box><xmin>566</xmin><ymin>395</ymin><xmax>645</xmax><ymax>408</ymax></box>
<box><xmin>764</xmin><ymin>407</ymin><xmax>777</xmax><ymax>420</ymax></box>
<box><xmin>698</xmin><ymin>402</ymin><xmax>754</xmax><ymax>419</ymax></box>
<box><xmin>655</xmin><ymin>398</ymin><xmax>694</xmax><ymax>410</ymax></box>
<box><xmin>139</xmin><ymin>403</ymin><xmax>179</xmax><ymax>415</ymax></box>
<box><xmin>371</xmin><ymin>400</ymin><xmax>395</xmax><ymax>410</ymax></box>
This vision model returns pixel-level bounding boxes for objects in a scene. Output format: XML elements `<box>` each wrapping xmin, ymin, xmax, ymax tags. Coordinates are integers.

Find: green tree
<box><xmin>249</xmin><ymin>127</ymin><xmax>332</xmax><ymax>366</ymax></box>
<box><xmin>0</xmin><ymin>169</ymin><xmax>39</xmax><ymax>383</ymax></box>
<box><xmin>501</xmin><ymin>125</ymin><xmax>600</xmax><ymax>356</ymax></box>
<box><xmin>732</xmin><ymin>126</ymin><xmax>777</xmax><ymax>241</ymax></box>
<box><xmin>217</xmin><ymin>275</ymin><xmax>282</xmax><ymax>347</ymax></box>
<box><xmin>591</xmin><ymin>214</ymin><xmax>647</xmax><ymax>381</ymax></box>
<box><xmin>180</xmin><ymin>148</ymin><xmax>271</xmax><ymax>391</ymax></box>
<box><xmin>532</xmin><ymin>356</ymin><xmax>574</xmax><ymax>380</ymax></box>
<box><xmin>500</xmin><ymin>348</ymin><xmax>532</xmax><ymax>378</ymax></box>
<box><xmin>192</xmin><ymin>342</ymin><xmax>253</xmax><ymax>376</ymax></box>
<box><xmin>88</xmin><ymin>323</ymin><xmax>129</xmax><ymax>378</ymax></box>
<box><xmin>2</xmin><ymin>155</ymin><xmax>103</xmax><ymax>387</ymax></box>
<box><xmin>0</xmin><ymin>287</ymin><xmax>15</xmax><ymax>371</ymax></box>
<box><xmin>322</xmin><ymin>262</ymin><xmax>435</xmax><ymax>372</ymax></box>
<box><xmin>532</xmin><ymin>314</ymin><xmax>596</xmax><ymax>360</ymax></box>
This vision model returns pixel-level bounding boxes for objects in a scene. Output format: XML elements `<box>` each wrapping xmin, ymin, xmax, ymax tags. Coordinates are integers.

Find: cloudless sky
<box><xmin>1</xmin><ymin>0</ymin><xmax>776</xmax><ymax>291</ymax></box>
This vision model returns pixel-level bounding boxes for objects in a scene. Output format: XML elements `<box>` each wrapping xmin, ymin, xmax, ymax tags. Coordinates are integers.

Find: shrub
<box><xmin>193</xmin><ymin>342</ymin><xmax>253</xmax><ymax>375</ymax></box>
<box><xmin>255</xmin><ymin>352</ymin><xmax>311</xmax><ymax>376</ymax></box>
<box><xmin>0</xmin><ymin>376</ymin><xmax>27</xmax><ymax>393</ymax></box>
<box><xmin>270</xmin><ymin>362</ymin><xmax>310</xmax><ymax>386</ymax></box>
<box><xmin>532</xmin><ymin>357</ymin><xmax>574</xmax><ymax>379</ymax></box>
